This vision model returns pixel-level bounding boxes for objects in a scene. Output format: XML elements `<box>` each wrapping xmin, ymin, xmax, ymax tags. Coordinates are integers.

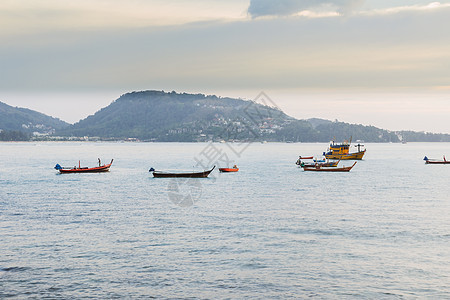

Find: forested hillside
<box><xmin>58</xmin><ymin>90</ymin><xmax>407</xmax><ymax>142</ymax></box>
<box><xmin>0</xmin><ymin>101</ymin><xmax>68</xmax><ymax>136</ymax></box>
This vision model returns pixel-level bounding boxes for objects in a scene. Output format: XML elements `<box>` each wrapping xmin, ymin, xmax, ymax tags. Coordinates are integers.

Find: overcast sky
<box><xmin>1</xmin><ymin>0</ymin><xmax>450</xmax><ymax>133</ymax></box>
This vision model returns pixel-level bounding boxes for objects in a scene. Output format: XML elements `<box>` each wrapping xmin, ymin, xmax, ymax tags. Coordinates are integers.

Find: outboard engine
<box><xmin>54</xmin><ymin>164</ymin><xmax>62</xmax><ymax>170</ymax></box>
<box><xmin>149</xmin><ymin>167</ymin><xmax>155</xmax><ymax>172</ymax></box>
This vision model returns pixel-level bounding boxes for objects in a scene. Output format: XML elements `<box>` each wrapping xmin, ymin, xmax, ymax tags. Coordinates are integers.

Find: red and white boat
<box><xmin>424</xmin><ymin>156</ymin><xmax>450</xmax><ymax>164</ymax></box>
<box><xmin>55</xmin><ymin>159</ymin><xmax>113</xmax><ymax>173</ymax></box>
<box><xmin>303</xmin><ymin>162</ymin><xmax>357</xmax><ymax>172</ymax></box>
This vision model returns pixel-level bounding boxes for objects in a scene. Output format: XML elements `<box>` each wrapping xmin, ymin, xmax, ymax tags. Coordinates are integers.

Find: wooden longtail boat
<box><xmin>150</xmin><ymin>166</ymin><xmax>215</xmax><ymax>178</ymax></box>
<box><xmin>300</xmin><ymin>159</ymin><xmax>340</xmax><ymax>168</ymax></box>
<box><xmin>219</xmin><ymin>165</ymin><xmax>239</xmax><ymax>172</ymax></box>
<box><xmin>55</xmin><ymin>159</ymin><xmax>113</xmax><ymax>173</ymax></box>
<box><xmin>299</xmin><ymin>156</ymin><xmax>314</xmax><ymax>160</ymax></box>
<box><xmin>303</xmin><ymin>162</ymin><xmax>357</xmax><ymax>172</ymax></box>
<box><xmin>424</xmin><ymin>156</ymin><xmax>450</xmax><ymax>164</ymax></box>
<box><xmin>295</xmin><ymin>156</ymin><xmax>315</xmax><ymax>165</ymax></box>
<box><xmin>323</xmin><ymin>138</ymin><xmax>366</xmax><ymax>160</ymax></box>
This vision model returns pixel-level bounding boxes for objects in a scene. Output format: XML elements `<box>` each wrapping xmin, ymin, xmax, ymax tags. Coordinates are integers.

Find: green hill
<box><xmin>58</xmin><ymin>90</ymin><xmax>406</xmax><ymax>142</ymax></box>
<box><xmin>0</xmin><ymin>101</ymin><xmax>69</xmax><ymax>140</ymax></box>
<box><xmin>59</xmin><ymin>90</ymin><xmax>311</xmax><ymax>141</ymax></box>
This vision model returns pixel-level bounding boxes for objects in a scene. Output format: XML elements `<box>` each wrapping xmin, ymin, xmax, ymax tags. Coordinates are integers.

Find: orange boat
<box><xmin>55</xmin><ymin>159</ymin><xmax>113</xmax><ymax>173</ymax></box>
<box><xmin>219</xmin><ymin>165</ymin><xmax>239</xmax><ymax>172</ymax></box>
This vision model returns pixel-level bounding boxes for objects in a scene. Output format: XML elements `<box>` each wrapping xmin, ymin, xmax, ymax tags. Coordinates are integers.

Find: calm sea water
<box><xmin>1</xmin><ymin>142</ymin><xmax>449</xmax><ymax>298</ymax></box>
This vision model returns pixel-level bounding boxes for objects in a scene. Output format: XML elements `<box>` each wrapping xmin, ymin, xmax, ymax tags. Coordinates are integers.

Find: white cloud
<box><xmin>358</xmin><ymin>1</ymin><xmax>450</xmax><ymax>16</ymax></box>
<box><xmin>3</xmin><ymin>4</ymin><xmax>450</xmax><ymax>93</ymax></box>
<box><xmin>247</xmin><ymin>0</ymin><xmax>450</xmax><ymax>19</ymax></box>
<box><xmin>0</xmin><ymin>0</ymin><xmax>248</xmax><ymax>36</ymax></box>
<box><xmin>247</xmin><ymin>0</ymin><xmax>365</xmax><ymax>18</ymax></box>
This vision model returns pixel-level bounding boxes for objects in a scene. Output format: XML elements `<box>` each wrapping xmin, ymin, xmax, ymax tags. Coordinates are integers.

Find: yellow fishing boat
<box><xmin>323</xmin><ymin>138</ymin><xmax>366</xmax><ymax>160</ymax></box>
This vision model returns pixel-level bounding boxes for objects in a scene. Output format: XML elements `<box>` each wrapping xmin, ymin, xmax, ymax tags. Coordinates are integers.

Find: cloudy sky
<box><xmin>1</xmin><ymin>0</ymin><xmax>450</xmax><ymax>133</ymax></box>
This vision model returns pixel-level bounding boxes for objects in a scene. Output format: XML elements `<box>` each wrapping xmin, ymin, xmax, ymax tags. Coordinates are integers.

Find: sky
<box><xmin>1</xmin><ymin>0</ymin><xmax>450</xmax><ymax>133</ymax></box>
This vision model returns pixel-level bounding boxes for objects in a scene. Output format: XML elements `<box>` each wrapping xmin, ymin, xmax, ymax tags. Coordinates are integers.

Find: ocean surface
<box><xmin>1</xmin><ymin>142</ymin><xmax>449</xmax><ymax>299</ymax></box>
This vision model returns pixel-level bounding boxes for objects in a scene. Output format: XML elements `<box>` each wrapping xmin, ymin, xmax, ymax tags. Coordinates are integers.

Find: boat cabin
<box><xmin>325</xmin><ymin>141</ymin><xmax>350</xmax><ymax>156</ymax></box>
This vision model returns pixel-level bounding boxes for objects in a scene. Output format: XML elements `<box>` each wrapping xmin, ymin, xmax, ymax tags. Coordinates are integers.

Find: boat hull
<box><xmin>425</xmin><ymin>161</ymin><xmax>450</xmax><ymax>164</ymax></box>
<box><xmin>56</xmin><ymin>160</ymin><xmax>113</xmax><ymax>173</ymax></box>
<box><xmin>219</xmin><ymin>168</ymin><xmax>239</xmax><ymax>172</ymax></box>
<box><xmin>58</xmin><ymin>165</ymin><xmax>112</xmax><ymax>173</ymax></box>
<box><xmin>303</xmin><ymin>162</ymin><xmax>357</xmax><ymax>172</ymax></box>
<box><xmin>152</xmin><ymin>166</ymin><xmax>215</xmax><ymax>178</ymax></box>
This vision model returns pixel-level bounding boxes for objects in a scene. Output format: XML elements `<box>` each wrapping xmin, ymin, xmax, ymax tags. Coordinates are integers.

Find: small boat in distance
<box><xmin>303</xmin><ymin>162</ymin><xmax>357</xmax><ymax>172</ymax></box>
<box><xmin>295</xmin><ymin>156</ymin><xmax>314</xmax><ymax>165</ymax></box>
<box><xmin>296</xmin><ymin>156</ymin><xmax>339</xmax><ymax>168</ymax></box>
<box><xmin>219</xmin><ymin>165</ymin><xmax>239</xmax><ymax>172</ymax></box>
<box><xmin>55</xmin><ymin>159</ymin><xmax>113</xmax><ymax>173</ymax></box>
<box><xmin>298</xmin><ymin>156</ymin><xmax>314</xmax><ymax>160</ymax></box>
<box><xmin>299</xmin><ymin>159</ymin><xmax>340</xmax><ymax>168</ymax></box>
<box><xmin>323</xmin><ymin>137</ymin><xmax>366</xmax><ymax>160</ymax></box>
<box><xmin>424</xmin><ymin>156</ymin><xmax>450</xmax><ymax>164</ymax></box>
<box><xmin>150</xmin><ymin>166</ymin><xmax>215</xmax><ymax>178</ymax></box>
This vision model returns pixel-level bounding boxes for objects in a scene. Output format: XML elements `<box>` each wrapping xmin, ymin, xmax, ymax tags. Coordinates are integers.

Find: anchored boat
<box><xmin>55</xmin><ymin>159</ymin><xmax>113</xmax><ymax>173</ymax></box>
<box><xmin>424</xmin><ymin>156</ymin><xmax>450</xmax><ymax>164</ymax></box>
<box><xmin>303</xmin><ymin>162</ymin><xmax>357</xmax><ymax>172</ymax></box>
<box><xmin>150</xmin><ymin>166</ymin><xmax>215</xmax><ymax>178</ymax></box>
<box><xmin>219</xmin><ymin>165</ymin><xmax>239</xmax><ymax>172</ymax></box>
<box><xmin>323</xmin><ymin>138</ymin><xmax>366</xmax><ymax>160</ymax></box>
<box><xmin>295</xmin><ymin>156</ymin><xmax>321</xmax><ymax>166</ymax></box>
<box><xmin>299</xmin><ymin>159</ymin><xmax>340</xmax><ymax>168</ymax></box>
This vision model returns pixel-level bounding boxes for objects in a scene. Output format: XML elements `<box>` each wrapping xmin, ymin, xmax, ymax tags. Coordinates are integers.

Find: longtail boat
<box><xmin>55</xmin><ymin>159</ymin><xmax>113</xmax><ymax>173</ymax></box>
<box><xmin>219</xmin><ymin>165</ymin><xmax>239</xmax><ymax>172</ymax></box>
<box><xmin>300</xmin><ymin>159</ymin><xmax>340</xmax><ymax>168</ymax></box>
<box><xmin>424</xmin><ymin>156</ymin><xmax>450</xmax><ymax>164</ymax></box>
<box><xmin>150</xmin><ymin>166</ymin><xmax>215</xmax><ymax>178</ymax></box>
<box><xmin>295</xmin><ymin>156</ymin><xmax>315</xmax><ymax>165</ymax></box>
<box><xmin>303</xmin><ymin>162</ymin><xmax>357</xmax><ymax>172</ymax></box>
<box><xmin>299</xmin><ymin>156</ymin><xmax>314</xmax><ymax>160</ymax></box>
<box><xmin>323</xmin><ymin>137</ymin><xmax>366</xmax><ymax>160</ymax></box>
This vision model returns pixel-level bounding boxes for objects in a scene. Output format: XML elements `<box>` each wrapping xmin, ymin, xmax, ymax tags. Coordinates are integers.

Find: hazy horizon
<box><xmin>1</xmin><ymin>0</ymin><xmax>450</xmax><ymax>133</ymax></box>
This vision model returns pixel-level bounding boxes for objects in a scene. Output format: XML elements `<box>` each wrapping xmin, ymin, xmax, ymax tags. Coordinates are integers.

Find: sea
<box><xmin>1</xmin><ymin>142</ymin><xmax>449</xmax><ymax>299</ymax></box>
